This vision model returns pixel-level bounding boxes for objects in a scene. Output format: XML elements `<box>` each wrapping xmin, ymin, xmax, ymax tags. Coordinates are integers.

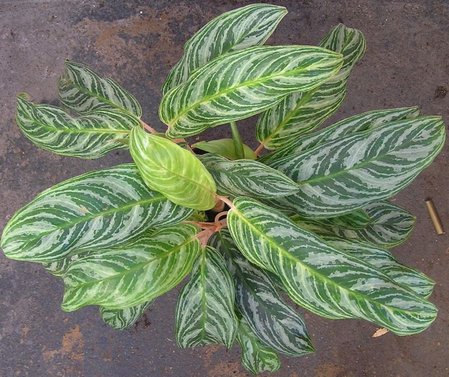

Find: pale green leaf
<box><xmin>175</xmin><ymin>246</ymin><xmax>238</xmax><ymax>348</ymax></box>
<box><xmin>193</xmin><ymin>139</ymin><xmax>256</xmax><ymax>160</ymax></box>
<box><xmin>1</xmin><ymin>164</ymin><xmax>192</xmax><ymax>262</ymax></box>
<box><xmin>227</xmin><ymin>197</ymin><xmax>437</xmax><ymax>335</ymax></box>
<box><xmin>100</xmin><ymin>301</ymin><xmax>152</xmax><ymax>330</ymax></box>
<box><xmin>62</xmin><ymin>224</ymin><xmax>201</xmax><ymax>311</ymax></box>
<box><xmin>160</xmin><ymin>46</ymin><xmax>343</xmax><ymax>138</ymax></box>
<box><xmin>162</xmin><ymin>4</ymin><xmax>287</xmax><ymax>94</ymax></box>
<box><xmin>130</xmin><ymin>127</ymin><xmax>217</xmax><ymax>210</ymax></box>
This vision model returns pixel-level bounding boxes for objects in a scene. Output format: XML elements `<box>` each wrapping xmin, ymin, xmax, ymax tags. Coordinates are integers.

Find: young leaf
<box><xmin>261</xmin><ymin>106</ymin><xmax>420</xmax><ymax>164</ymax></box>
<box><xmin>267</xmin><ymin>117</ymin><xmax>446</xmax><ymax>218</ymax></box>
<box><xmin>16</xmin><ymin>96</ymin><xmax>137</xmax><ymax>159</ymax></box>
<box><xmin>1</xmin><ymin>164</ymin><xmax>192</xmax><ymax>262</ymax></box>
<box><xmin>323</xmin><ymin>237</ymin><xmax>435</xmax><ymax>298</ymax></box>
<box><xmin>62</xmin><ymin>224</ymin><xmax>201</xmax><ymax>311</ymax></box>
<box><xmin>59</xmin><ymin>60</ymin><xmax>142</xmax><ymax>117</ymax></box>
<box><xmin>256</xmin><ymin>24</ymin><xmax>366</xmax><ymax>149</ymax></box>
<box><xmin>162</xmin><ymin>4</ymin><xmax>287</xmax><ymax>94</ymax></box>
<box><xmin>193</xmin><ymin>139</ymin><xmax>256</xmax><ymax>160</ymax></box>
<box><xmin>175</xmin><ymin>246</ymin><xmax>238</xmax><ymax>348</ymax></box>
<box><xmin>237</xmin><ymin>317</ymin><xmax>281</xmax><ymax>375</ymax></box>
<box><xmin>227</xmin><ymin>197</ymin><xmax>437</xmax><ymax>335</ymax></box>
<box><xmin>100</xmin><ymin>301</ymin><xmax>152</xmax><ymax>330</ymax></box>
<box><xmin>130</xmin><ymin>127</ymin><xmax>217</xmax><ymax>210</ymax></box>
<box><xmin>198</xmin><ymin>153</ymin><xmax>299</xmax><ymax>199</ymax></box>
<box><xmin>160</xmin><ymin>46</ymin><xmax>343</xmax><ymax>138</ymax></box>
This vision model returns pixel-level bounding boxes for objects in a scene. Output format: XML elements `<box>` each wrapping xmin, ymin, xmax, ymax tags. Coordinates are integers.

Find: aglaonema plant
<box><xmin>1</xmin><ymin>4</ymin><xmax>445</xmax><ymax>374</ymax></box>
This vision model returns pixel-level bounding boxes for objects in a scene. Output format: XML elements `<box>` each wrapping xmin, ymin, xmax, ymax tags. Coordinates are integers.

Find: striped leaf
<box><xmin>292</xmin><ymin>201</ymin><xmax>415</xmax><ymax>248</ymax></box>
<box><xmin>175</xmin><ymin>246</ymin><xmax>238</xmax><ymax>348</ymax></box>
<box><xmin>162</xmin><ymin>4</ymin><xmax>287</xmax><ymax>94</ymax></box>
<box><xmin>16</xmin><ymin>96</ymin><xmax>138</xmax><ymax>159</ymax></box>
<box><xmin>237</xmin><ymin>317</ymin><xmax>281</xmax><ymax>375</ymax></box>
<box><xmin>256</xmin><ymin>24</ymin><xmax>365</xmax><ymax>149</ymax></box>
<box><xmin>130</xmin><ymin>127</ymin><xmax>217</xmax><ymax>210</ymax></box>
<box><xmin>160</xmin><ymin>46</ymin><xmax>343</xmax><ymax>138</ymax></box>
<box><xmin>100</xmin><ymin>301</ymin><xmax>152</xmax><ymax>330</ymax></box>
<box><xmin>227</xmin><ymin>197</ymin><xmax>437</xmax><ymax>335</ymax></box>
<box><xmin>266</xmin><ymin>117</ymin><xmax>446</xmax><ymax>218</ymax></box>
<box><xmin>261</xmin><ymin>107</ymin><xmax>419</xmax><ymax>164</ymax></box>
<box><xmin>1</xmin><ymin>164</ymin><xmax>192</xmax><ymax>262</ymax></box>
<box><xmin>59</xmin><ymin>60</ymin><xmax>142</xmax><ymax>117</ymax></box>
<box><xmin>62</xmin><ymin>224</ymin><xmax>201</xmax><ymax>311</ymax></box>
<box><xmin>193</xmin><ymin>139</ymin><xmax>256</xmax><ymax>160</ymax></box>
<box><xmin>198</xmin><ymin>153</ymin><xmax>299</xmax><ymax>199</ymax></box>
<box><xmin>323</xmin><ymin>237</ymin><xmax>435</xmax><ymax>298</ymax></box>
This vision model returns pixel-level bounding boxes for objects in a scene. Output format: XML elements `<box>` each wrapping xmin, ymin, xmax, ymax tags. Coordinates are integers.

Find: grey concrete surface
<box><xmin>1</xmin><ymin>1</ymin><xmax>448</xmax><ymax>376</ymax></box>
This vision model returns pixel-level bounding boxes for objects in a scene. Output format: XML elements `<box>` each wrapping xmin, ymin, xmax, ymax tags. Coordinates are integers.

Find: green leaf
<box><xmin>162</xmin><ymin>4</ymin><xmax>287</xmax><ymax>94</ymax></box>
<box><xmin>160</xmin><ymin>46</ymin><xmax>343</xmax><ymax>138</ymax></box>
<box><xmin>100</xmin><ymin>301</ymin><xmax>152</xmax><ymax>330</ymax></box>
<box><xmin>193</xmin><ymin>139</ymin><xmax>256</xmax><ymax>160</ymax></box>
<box><xmin>59</xmin><ymin>60</ymin><xmax>142</xmax><ymax>117</ymax></box>
<box><xmin>323</xmin><ymin>237</ymin><xmax>435</xmax><ymax>298</ymax></box>
<box><xmin>16</xmin><ymin>96</ymin><xmax>137</xmax><ymax>159</ymax></box>
<box><xmin>292</xmin><ymin>201</ymin><xmax>415</xmax><ymax>248</ymax></box>
<box><xmin>261</xmin><ymin>106</ymin><xmax>420</xmax><ymax>164</ymax></box>
<box><xmin>256</xmin><ymin>24</ymin><xmax>366</xmax><ymax>149</ymax></box>
<box><xmin>130</xmin><ymin>127</ymin><xmax>217</xmax><ymax>210</ymax></box>
<box><xmin>1</xmin><ymin>164</ymin><xmax>192</xmax><ymax>262</ymax></box>
<box><xmin>211</xmin><ymin>230</ymin><xmax>313</xmax><ymax>356</ymax></box>
<box><xmin>62</xmin><ymin>224</ymin><xmax>201</xmax><ymax>311</ymax></box>
<box><xmin>266</xmin><ymin>117</ymin><xmax>446</xmax><ymax>218</ymax></box>
<box><xmin>198</xmin><ymin>153</ymin><xmax>299</xmax><ymax>199</ymax></box>
<box><xmin>237</xmin><ymin>317</ymin><xmax>281</xmax><ymax>375</ymax></box>
<box><xmin>175</xmin><ymin>246</ymin><xmax>238</xmax><ymax>348</ymax></box>
<box><xmin>227</xmin><ymin>197</ymin><xmax>437</xmax><ymax>335</ymax></box>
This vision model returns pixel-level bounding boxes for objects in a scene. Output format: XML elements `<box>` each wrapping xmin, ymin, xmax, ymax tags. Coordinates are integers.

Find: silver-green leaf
<box><xmin>100</xmin><ymin>301</ymin><xmax>152</xmax><ymax>330</ymax></box>
<box><xmin>1</xmin><ymin>164</ymin><xmax>192</xmax><ymax>262</ymax></box>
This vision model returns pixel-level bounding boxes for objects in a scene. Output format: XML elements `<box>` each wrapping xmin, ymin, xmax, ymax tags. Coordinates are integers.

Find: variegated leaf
<box><xmin>162</xmin><ymin>4</ymin><xmax>287</xmax><ymax>94</ymax></box>
<box><xmin>193</xmin><ymin>139</ymin><xmax>256</xmax><ymax>160</ymax></box>
<box><xmin>292</xmin><ymin>201</ymin><xmax>415</xmax><ymax>248</ymax></box>
<box><xmin>261</xmin><ymin>107</ymin><xmax>419</xmax><ymax>164</ymax></box>
<box><xmin>16</xmin><ymin>96</ymin><xmax>137</xmax><ymax>159</ymax></box>
<box><xmin>1</xmin><ymin>164</ymin><xmax>192</xmax><ymax>262</ymax></box>
<box><xmin>266</xmin><ymin>117</ymin><xmax>446</xmax><ymax>218</ymax></box>
<box><xmin>237</xmin><ymin>317</ymin><xmax>281</xmax><ymax>374</ymax></box>
<box><xmin>160</xmin><ymin>46</ymin><xmax>343</xmax><ymax>138</ymax></box>
<box><xmin>198</xmin><ymin>153</ymin><xmax>299</xmax><ymax>199</ymax></box>
<box><xmin>175</xmin><ymin>246</ymin><xmax>238</xmax><ymax>348</ymax></box>
<box><xmin>59</xmin><ymin>60</ymin><xmax>142</xmax><ymax>117</ymax></box>
<box><xmin>256</xmin><ymin>24</ymin><xmax>365</xmax><ymax>149</ymax></box>
<box><xmin>227</xmin><ymin>197</ymin><xmax>437</xmax><ymax>335</ymax></box>
<box><xmin>323</xmin><ymin>237</ymin><xmax>435</xmax><ymax>298</ymax></box>
<box><xmin>62</xmin><ymin>224</ymin><xmax>200</xmax><ymax>311</ymax></box>
<box><xmin>130</xmin><ymin>127</ymin><xmax>217</xmax><ymax>210</ymax></box>
<box><xmin>100</xmin><ymin>301</ymin><xmax>152</xmax><ymax>330</ymax></box>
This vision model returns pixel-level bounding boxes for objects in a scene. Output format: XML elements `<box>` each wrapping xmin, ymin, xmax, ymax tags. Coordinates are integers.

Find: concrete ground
<box><xmin>1</xmin><ymin>1</ymin><xmax>448</xmax><ymax>376</ymax></box>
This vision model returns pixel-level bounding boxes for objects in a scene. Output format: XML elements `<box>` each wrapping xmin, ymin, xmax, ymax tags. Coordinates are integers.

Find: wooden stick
<box><xmin>425</xmin><ymin>199</ymin><xmax>445</xmax><ymax>235</ymax></box>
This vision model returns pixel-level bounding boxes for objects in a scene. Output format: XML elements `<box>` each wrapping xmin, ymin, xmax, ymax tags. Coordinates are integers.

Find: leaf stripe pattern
<box><xmin>323</xmin><ymin>237</ymin><xmax>435</xmax><ymax>298</ymax></box>
<box><xmin>199</xmin><ymin>153</ymin><xmax>299</xmax><ymax>199</ymax></box>
<box><xmin>266</xmin><ymin>117</ymin><xmax>446</xmax><ymax>218</ymax></box>
<box><xmin>16</xmin><ymin>96</ymin><xmax>138</xmax><ymax>159</ymax></box>
<box><xmin>237</xmin><ymin>317</ymin><xmax>281</xmax><ymax>374</ymax></box>
<box><xmin>261</xmin><ymin>107</ymin><xmax>420</xmax><ymax>164</ymax></box>
<box><xmin>1</xmin><ymin>164</ymin><xmax>193</xmax><ymax>262</ymax></box>
<box><xmin>162</xmin><ymin>4</ymin><xmax>287</xmax><ymax>94</ymax></box>
<box><xmin>100</xmin><ymin>301</ymin><xmax>152</xmax><ymax>330</ymax></box>
<box><xmin>59</xmin><ymin>60</ymin><xmax>142</xmax><ymax>117</ymax></box>
<box><xmin>256</xmin><ymin>24</ymin><xmax>365</xmax><ymax>149</ymax></box>
<box><xmin>62</xmin><ymin>225</ymin><xmax>200</xmax><ymax>311</ymax></box>
<box><xmin>130</xmin><ymin>127</ymin><xmax>217</xmax><ymax>210</ymax></box>
<box><xmin>160</xmin><ymin>46</ymin><xmax>343</xmax><ymax>138</ymax></box>
<box><xmin>228</xmin><ymin>197</ymin><xmax>437</xmax><ymax>335</ymax></box>
<box><xmin>175</xmin><ymin>246</ymin><xmax>238</xmax><ymax>348</ymax></box>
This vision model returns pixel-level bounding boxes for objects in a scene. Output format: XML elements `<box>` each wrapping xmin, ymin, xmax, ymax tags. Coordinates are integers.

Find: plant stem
<box><xmin>230</xmin><ymin>121</ymin><xmax>244</xmax><ymax>159</ymax></box>
<box><xmin>254</xmin><ymin>143</ymin><xmax>265</xmax><ymax>156</ymax></box>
